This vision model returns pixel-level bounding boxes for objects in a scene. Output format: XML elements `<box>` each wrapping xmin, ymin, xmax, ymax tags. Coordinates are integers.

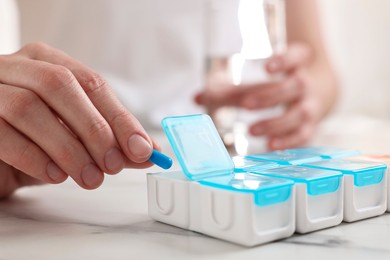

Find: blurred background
<box><xmin>15</xmin><ymin>0</ymin><xmax>390</xmax><ymax>124</ymax></box>
<box><xmin>319</xmin><ymin>0</ymin><xmax>390</xmax><ymax>120</ymax></box>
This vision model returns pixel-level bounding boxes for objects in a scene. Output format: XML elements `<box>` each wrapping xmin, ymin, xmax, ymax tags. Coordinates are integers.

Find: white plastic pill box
<box><xmin>147</xmin><ymin>114</ymin><xmax>388</xmax><ymax>246</ymax></box>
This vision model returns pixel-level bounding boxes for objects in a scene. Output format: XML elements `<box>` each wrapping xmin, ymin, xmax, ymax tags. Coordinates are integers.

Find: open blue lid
<box><xmin>232</xmin><ymin>156</ymin><xmax>279</xmax><ymax>173</ymax></box>
<box><xmin>303</xmin><ymin>159</ymin><xmax>386</xmax><ymax>187</ymax></box>
<box><xmin>246</xmin><ymin>150</ymin><xmax>322</xmax><ymax>165</ymax></box>
<box><xmin>287</xmin><ymin>146</ymin><xmax>360</xmax><ymax>159</ymax></box>
<box><xmin>254</xmin><ymin>166</ymin><xmax>342</xmax><ymax>195</ymax></box>
<box><xmin>162</xmin><ymin>114</ymin><xmax>234</xmax><ymax>180</ymax></box>
<box><xmin>199</xmin><ymin>173</ymin><xmax>294</xmax><ymax>206</ymax></box>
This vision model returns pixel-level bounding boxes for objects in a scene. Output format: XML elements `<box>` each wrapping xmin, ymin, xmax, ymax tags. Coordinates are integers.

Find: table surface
<box><xmin>1</xmin><ymin>114</ymin><xmax>390</xmax><ymax>260</ymax></box>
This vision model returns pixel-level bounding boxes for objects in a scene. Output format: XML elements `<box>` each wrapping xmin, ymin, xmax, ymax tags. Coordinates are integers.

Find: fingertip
<box><xmin>127</xmin><ymin>134</ymin><xmax>153</xmax><ymax>163</ymax></box>
<box><xmin>266</xmin><ymin>57</ymin><xmax>283</xmax><ymax>73</ymax></box>
<box><xmin>104</xmin><ymin>147</ymin><xmax>125</xmax><ymax>175</ymax></box>
<box><xmin>80</xmin><ymin>164</ymin><xmax>104</xmax><ymax>189</ymax></box>
<box><xmin>194</xmin><ymin>93</ymin><xmax>204</xmax><ymax>105</ymax></box>
<box><xmin>269</xmin><ymin>138</ymin><xmax>285</xmax><ymax>151</ymax></box>
<box><xmin>46</xmin><ymin>161</ymin><xmax>68</xmax><ymax>184</ymax></box>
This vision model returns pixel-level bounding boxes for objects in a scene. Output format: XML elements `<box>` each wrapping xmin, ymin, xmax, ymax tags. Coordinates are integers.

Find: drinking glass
<box><xmin>205</xmin><ymin>0</ymin><xmax>287</xmax><ymax>155</ymax></box>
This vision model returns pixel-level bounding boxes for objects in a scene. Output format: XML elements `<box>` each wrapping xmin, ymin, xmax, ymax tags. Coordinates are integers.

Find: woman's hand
<box><xmin>0</xmin><ymin>42</ymin><xmax>157</xmax><ymax>198</ymax></box>
<box><xmin>196</xmin><ymin>43</ymin><xmax>337</xmax><ymax>150</ymax></box>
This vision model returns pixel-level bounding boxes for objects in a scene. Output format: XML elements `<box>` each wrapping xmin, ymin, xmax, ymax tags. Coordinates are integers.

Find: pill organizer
<box><xmin>147</xmin><ymin>113</ymin><xmax>388</xmax><ymax>246</ymax></box>
<box><xmin>147</xmin><ymin>114</ymin><xmax>295</xmax><ymax>246</ymax></box>
<box><xmin>347</xmin><ymin>155</ymin><xmax>390</xmax><ymax>212</ymax></box>
<box><xmin>302</xmin><ymin>159</ymin><xmax>387</xmax><ymax>222</ymax></box>
<box><xmin>252</xmin><ymin>166</ymin><xmax>343</xmax><ymax>233</ymax></box>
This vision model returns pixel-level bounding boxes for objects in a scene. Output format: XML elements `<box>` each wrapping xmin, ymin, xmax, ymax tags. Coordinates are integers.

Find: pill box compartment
<box><xmin>303</xmin><ymin>159</ymin><xmax>387</xmax><ymax>222</ymax></box>
<box><xmin>350</xmin><ymin>155</ymin><xmax>390</xmax><ymax>212</ymax></box>
<box><xmin>253</xmin><ymin>166</ymin><xmax>343</xmax><ymax>233</ymax></box>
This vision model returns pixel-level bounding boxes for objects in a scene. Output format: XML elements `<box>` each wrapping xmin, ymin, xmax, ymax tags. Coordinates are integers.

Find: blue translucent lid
<box><xmin>303</xmin><ymin>159</ymin><xmax>386</xmax><ymax>186</ymax></box>
<box><xmin>232</xmin><ymin>156</ymin><xmax>279</xmax><ymax>173</ymax></box>
<box><xmin>199</xmin><ymin>173</ymin><xmax>293</xmax><ymax>206</ymax></box>
<box><xmin>246</xmin><ymin>150</ymin><xmax>322</xmax><ymax>165</ymax></box>
<box><xmin>162</xmin><ymin>114</ymin><xmax>234</xmax><ymax>180</ymax></box>
<box><xmin>254</xmin><ymin>166</ymin><xmax>342</xmax><ymax>195</ymax></box>
<box><xmin>287</xmin><ymin>146</ymin><xmax>360</xmax><ymax>159</ymax></box>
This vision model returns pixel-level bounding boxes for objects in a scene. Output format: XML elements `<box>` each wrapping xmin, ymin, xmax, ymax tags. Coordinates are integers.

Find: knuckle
<box><xmin>4</xmin><ymin>89</ymin><xmax>40</xmax><ymax>118</ymax></box>
<box><xmin>86</xmin><ymin>117</ymin><xmax>111</xmax><ymax>139</ymax></box>
<box><xmin>109</xmin><ymin>109</ymin><xmax>132</xmax><ymax>128</ymax></box>
<box><xmin>79</xmin><ymin>71</ymin><xmax>107</xmax><ymax>95</ymax></box>
<box><xmin>21</xmin><ymin>42</ymin><xmax>49</xmax><ymax>54</ymax></box>
<box><xmin>110</xmin><ymin>110</ymin><xmax>145</xmax><ymax>139</ymax></box>
<box><xmin>39</xmin><ymin>65</ymin><xmax>75</xmax><ymax>91</ymax></box>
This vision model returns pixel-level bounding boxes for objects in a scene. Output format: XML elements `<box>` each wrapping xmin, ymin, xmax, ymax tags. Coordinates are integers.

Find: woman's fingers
<box><xmin>0</xmin><ymin>117</ymin><xmax>68</xmax><ymax>185</ymax></box>
<box><xmin>268</xmin><ymin>123</ymin><xmax>315</xmax><ymax>150</ymax></box>
<box><xmin>240</xmin><ymin>75</ymin><xmax>303</xmax><ymax>110</ymax></box>
<box><xmin>197</xmin><ymin>71</ymin><xmax>305</xmax><ymax>111</ymax></box>
<box><xmin>0</xmin><ymin>56</ymin><xmax>126</xmax><ymax>175</ymax></box>
<box><xmin>196</xmin><ymin>79</ymin><xmax>298</xmax><ymax>110</ymax></box>
<box><xmin>266</xmin><ymin>42</ymin><xmax>312</xmax><ymax>74</ymax></box>
<box><xmin>19</xmin><ymin>42</ymin><xmax>154</xmax><ymax>164</ymax></box>
<box><xmin>0</xmin><ymin>84</ymin><xmax>104</xmax><ymax>189</ymax></box>
<box><xmin>249</xmin><ymin>101</ymin><xmax>305</xmax><ymax>137</ymax></box>
<box><xmin>0</xmin><ymin>42</ymin><xmax>163</xmax><ymax>192</ymax></box>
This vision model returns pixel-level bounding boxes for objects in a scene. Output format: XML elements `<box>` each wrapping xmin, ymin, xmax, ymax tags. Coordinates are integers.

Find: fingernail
<box><xmin>104</xmin><ymin>147</ymin><xmax>124</xmax><ymax>173</ymax></box>
<box><xmin>128</xmin><ymin>134</ymin><xmax>152</xmax><ymax>160</ymax></box>
<box><xmin>47</xmin><ymin>161</ymin><xmax>67</xmax><ymax>183</ymax></box>
<box><xmin>81</xmin><ymin>164</ymin><xmax>104</xmax><ymax>188</ymax></box>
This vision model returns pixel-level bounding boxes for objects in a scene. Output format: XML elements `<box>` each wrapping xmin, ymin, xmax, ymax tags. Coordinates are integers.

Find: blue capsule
<box><xmin>149</xmin><ymin>150</ymin><xmax>173</xmax><ymax>170</ymax></box>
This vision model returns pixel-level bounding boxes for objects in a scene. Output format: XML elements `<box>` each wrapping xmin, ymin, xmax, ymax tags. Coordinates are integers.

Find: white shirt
<box><xmin>17</xmin><ymin>0</ymin><xmax>241</xmax><ymax>130</ymax></box>
<box><xmin>0</xmin><ymin>0</ymin><xmax>20</xmax><ymax>54</ymax></box>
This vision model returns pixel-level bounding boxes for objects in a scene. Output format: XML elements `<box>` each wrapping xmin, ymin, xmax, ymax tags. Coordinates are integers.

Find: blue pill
<box><xmin>149</xmin><ymin>150</ymin><xmax>173</xmax><ymax>170</ymax></box>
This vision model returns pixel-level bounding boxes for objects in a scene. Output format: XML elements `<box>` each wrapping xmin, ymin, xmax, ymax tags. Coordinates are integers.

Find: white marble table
<box><xmin>1</xmin><ymin>114</ymin><xmax>390</xmax><ymax>260</ymax></box>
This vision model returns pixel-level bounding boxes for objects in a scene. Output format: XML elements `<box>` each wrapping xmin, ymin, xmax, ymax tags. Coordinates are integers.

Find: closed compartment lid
<box><xmin>232</xmin><ymin>156</ymin><xmax>279</xmax><ymax>173</ymax></box>
<box><xmin>246</xmin><ymin>150</ymin><xmax>322</xmax><ymax>165</ymax></box>
<box><xmin>254</xmin><ymin>166</ymin><xmax>342</xmax><ymax>196</ymax></box>
<box><xmin>286</xmin><ymin>146</ymin><xmax>360</xmax><ymax>159</ymax></box>
<box><xmin>199</xmin><ymin>173</ymin><xmax>294</xmax><ymax>206</ymax></box>
<box><xmin>302</xmin><ymin>159</ymin><xmax>386</xmax><ymax>187</ymax></box>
